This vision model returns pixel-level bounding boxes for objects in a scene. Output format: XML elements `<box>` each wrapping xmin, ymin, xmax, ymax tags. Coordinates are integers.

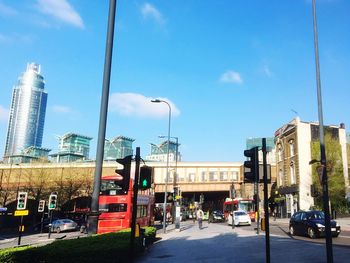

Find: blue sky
<box><xmin>0</xmin><ymin>0</ymin><xmax>349</xmax><ymax>162</ymax></box>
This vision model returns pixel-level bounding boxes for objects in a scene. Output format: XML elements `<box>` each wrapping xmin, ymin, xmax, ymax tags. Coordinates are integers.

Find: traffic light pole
<box><xmin>17</xmin><ymin>216</ymin><xmax>23</xmax><ymax>246</ymax></box>
<box><xmin>40</xmin><ymin>211</ymin><xmax>45</xmax><ymax>234</ymax></box>
<box><xmin>262</xmin><ymin>138</ymin><xmax>270</xmax><ymax>263</ymax></box>
<box><xmin>255</xmin><ymin>181</ymin><xmax>259</xmax><ymax>235</ymax></box>
<box><xmin>130</xmin><ymin>147</ymin><xmax>140</xmax><ymax>260</ymax></box>
<box><xmin>48</xmin><ymin>210</ymin><xmax>53</xmax><ymax>239</ymax></box>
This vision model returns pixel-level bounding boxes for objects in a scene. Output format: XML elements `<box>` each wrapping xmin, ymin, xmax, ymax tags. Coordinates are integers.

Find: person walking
<box><xmin>196</xmin><ymin>207</ymin><xmax>204</xmax><ymax>229</ymax></box>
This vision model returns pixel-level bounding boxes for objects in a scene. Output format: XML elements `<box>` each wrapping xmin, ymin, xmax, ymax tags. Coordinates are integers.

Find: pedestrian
<box><xmin>196</xmin><ymin>207</ymin><xmax>204</xmax><ymax>229</ymax></box>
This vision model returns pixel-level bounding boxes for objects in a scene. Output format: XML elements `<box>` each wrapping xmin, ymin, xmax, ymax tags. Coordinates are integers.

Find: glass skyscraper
<box><xmin>4</xmin><ymin>63</ymin><xmax>48</xmax><ymax>159</ymax></box>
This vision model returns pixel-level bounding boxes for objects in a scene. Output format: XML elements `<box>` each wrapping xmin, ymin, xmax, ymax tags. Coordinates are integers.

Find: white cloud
<box><xmin>109</xmin><ymin>93</ymin><xmax>180</xmax><ymax>118</ymax></box>
<box><xmin>0</xmin><ymin>2</ymin><xmax>18</xmax><ymax>16</ymax></box>
<box><xmin>263</xmin><ymin>65</ymin><xmax>273</xmax><ymax>78</ymax></box>
<box><xmin>220</xmin><ymin>70</ymin><xmax>243</xmax><ymax>84</ymax></box>
<box><xmin>0</xmin><ymin>105</ymin><xmax>9</xmax><ymax>122</ymax></box>
<box><xmin>141</xmin><ymin>3</ymin><xmax>165</xmax><ymax>25</ymax></box>
<box><xmin>36</xmin><ymin>0</ymin><xmax>84</xmax><ymax>29</ymax></box>
<box><xmin>52</xmin><ymin>105</ymin><xmax>74</xmax><ymax>114</ymax></box>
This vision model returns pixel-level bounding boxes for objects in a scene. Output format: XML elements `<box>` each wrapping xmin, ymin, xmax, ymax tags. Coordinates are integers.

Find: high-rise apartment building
<box><xmin>4</xmin><ymin>63</ymin><xmax>48</xmax><ymax>162</ymax></box>
<box><xmin>104</xmin><ymin>136</ymin><xmax>134</xmax><ymax>161</ymax></box>
<box><xmin>50</xmin><ymin>132</ymin><xmax>93</xmax><ymax>163</ymax></box>
<box><xmin>145</xmin><ymin>140</ymin><xmax>181</xmax><ymax>162</ymax></box>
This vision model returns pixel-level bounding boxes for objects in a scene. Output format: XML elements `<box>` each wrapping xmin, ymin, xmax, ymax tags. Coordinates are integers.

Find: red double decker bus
<box><xmin>97</xmin><ymin>175</ymin><xmax>155</xmax><ymax>234</ymax></box>
<box><xmin>223</xmin><ymin>197</ymin><xmax>255</xmax><ymax>221</ymax></box>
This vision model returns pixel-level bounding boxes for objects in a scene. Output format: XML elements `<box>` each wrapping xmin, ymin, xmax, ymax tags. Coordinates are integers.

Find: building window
<box><xmin>279</xmin><ymin>169</ymin><xmax>284</xmax><ymax>186</ymax></box>
<box><xmin>201</xmin><ymin>171</ymin><xmax>206</xmax><ymax>182</ymax></box>
<box><xmin>219</xmin><ymin>171</ymin><xmax>228</xmax><ymax>181</ymax></box>
<box><xmin>232</xmin><ymin>171</ymin><xmax>238</xmax><ymax>181</ymax></box>
<box><xmin>290</xmin><ymin>162</ymin><xmax>296</xmax><ymax>185</ymax></box>
<box><xmin>277</xmin><ymin>143</ymin><xmax>283</xmax><ymax>162</ymax></box>
<box><xmin>188</xmin><ymin>173</ymin><xmax>195</xmax><ymax>182</ymax></box>
<box><xmin>209</xmin><ymin>171</ymin><xmax>217</xmax><ymax>181</ymax></box>
<box><xmin>289</xmin><ymin>139</ymin><xmax>295</xmax><ymax>156</ymax></box>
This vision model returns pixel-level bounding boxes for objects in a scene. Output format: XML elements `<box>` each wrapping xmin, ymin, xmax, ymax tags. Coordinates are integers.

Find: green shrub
<box><xmin>142</xmin><ymin>226</ymin><xmax>156</xmax><ymax>238</ymax></box>
<box><xmin>0</xmin><ymin>230</ymin><xmax>145</xmax><ymax>263</ymax></box>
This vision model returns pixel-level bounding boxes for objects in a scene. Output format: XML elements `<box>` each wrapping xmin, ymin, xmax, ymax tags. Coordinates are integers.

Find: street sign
<box><xmin>14</xmin><ymin>210</ymin><xmax>29</xmax><ymax>216</ymax></box>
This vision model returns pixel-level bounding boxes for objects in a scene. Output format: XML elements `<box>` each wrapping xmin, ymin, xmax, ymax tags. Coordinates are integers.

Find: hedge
<box><xmin>0</xmin><ymin>226</ymin><xmax>157</xmax><ymax>263</ymax></box>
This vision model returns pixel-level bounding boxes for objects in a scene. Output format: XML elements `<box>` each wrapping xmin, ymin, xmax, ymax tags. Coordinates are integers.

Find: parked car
<box><xmin>32</xmin><ymin>217</ymin><xmax>59</xmax><ymax>232</ymax></box>
<box><xmin>50</xmin><ymin>219</ymin><xmax>79</xmax><ymax>233</ymax></box>
<box><xmin>227</xmin><ymin>210</ymin><xmax>251</xmax><ymax>226</ymax></box>
<box><xmin>209</xmin><ymin>210</ymin><xmax>225</xmax><ymax>223</ymax></box>
<box><xmin>289</xmin><ymin>210</ymin><xmax>341</xmax><ymax>239</ymax></box>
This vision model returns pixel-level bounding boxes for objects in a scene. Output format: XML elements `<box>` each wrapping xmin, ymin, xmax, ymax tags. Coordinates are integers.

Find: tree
<box><xmin>311</xmin><ymin>132</ymin><xmax>347</xmax><ymax>213</ymax></box>
<box><xmin>25</xmin><ymin>164</ymin><xmax>51</xmax><ymax>202</ymax></box>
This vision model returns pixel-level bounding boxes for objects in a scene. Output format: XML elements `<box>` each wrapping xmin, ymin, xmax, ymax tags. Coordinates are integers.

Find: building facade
<box><xmin>50</xmin><ymin>133</ymin><xmax>92</xmax><ymax>162</ymax></box>
<box><xmin>4</xmin><ymin>63</ymin><xmax>48</xmax><ymax>162</ymax></box>
<box><xmin>104</xmin><ymin>136</ymin><xmax>134</xmax><ymax>161</ymax></box>
<box><xmin>274</xmin><ymin>118</ymin><xmax>349</xmax><ymax>217</ymax></box>
<box><xmin>145</xmin><ymin>140</ymin><xmax>181</xmax><ymax>162</ymax></box>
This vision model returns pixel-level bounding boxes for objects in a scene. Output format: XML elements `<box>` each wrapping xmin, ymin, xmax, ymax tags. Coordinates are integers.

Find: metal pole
<box><xmin>255</xmin><ymin>147</ymin><xmax>260</xmax><ymax>235</ymax></box>
<box><xmin>151</xmin><ymin>99</ymin><xmax>172</xmax><ymax>233</ymax></box>
<box><xmin>88</xmin><ymin>0</ymin><xmax>117</xmax><ymax>235</ymax></box>
<box><xmin>162</xmin><ymin>102</ymin><xmax>171</xmax><ymax>233</ymax></box>
<box><xmin>17</xmin><ymin>216</ymin><xmax>23</xmax><ymax>246</ymax></box>
<box><xmin>130</xmin><ymin>147</ymin><xmax>140</xmax><ymax>261</ymax></box>
<box><xmin>312</xmin><ymin>1</ymin><xmax>333</xmax><ymax>262</ymax></box>
<box><xmin>174</xmin><ymin>137</ymin><xmax>181</xmax><ymax>230</ymax></box>
<box><xmin>262</xmin><ymin>138</ymin><xmax>270</xmax><ymax>263</ymax></box>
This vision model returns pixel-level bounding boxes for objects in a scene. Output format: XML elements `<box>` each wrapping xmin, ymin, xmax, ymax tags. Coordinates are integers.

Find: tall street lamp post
<box><xmin>159</xmin><ymin>135</ymin><xmax>179</xmax><ymax>225</ymax></box>
<box><xmin>311</xmin><ymin>0</ymin><xmax>333</xmax><ymax>262</ymax></box>
<box><xmin>151</xmin><ymin>99</ymin><xmax>171</xmax><ymax>233</ymax></box>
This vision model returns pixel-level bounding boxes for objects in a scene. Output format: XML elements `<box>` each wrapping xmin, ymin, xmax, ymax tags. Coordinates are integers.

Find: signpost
<box><xmin>14</xmin><ymin>210</ymin><xmax>29</xmax><ymax>216</ymax></box>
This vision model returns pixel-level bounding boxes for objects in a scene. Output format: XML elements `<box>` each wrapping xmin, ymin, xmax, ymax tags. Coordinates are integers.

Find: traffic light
<box><xmin>48</xmin><ymin>193</ymin><xmax>58</xmax><ymax>210</ymax></box>
<box><xmin>244</xmin><ymin>147</ymin><xmax>259</xmax><ymax>183</ymax></box>
<box><xmin>38</xmin><ymin>200</ymin><xmax>45</xmax><ymax>212</ymax></box>
<box><xmin>115</xmin><ymin>155</ymin><xmax>132</xmax><ymax>192</ymax></box>
<box><xmin>17</xmin><ymin>192</ymin><xmax>28</xmax><ymax>210</ymax></box>
<box><xmin>139</xmin><ymin>166</ymin><xmax>152</xmax><ymax>190</ymax></box>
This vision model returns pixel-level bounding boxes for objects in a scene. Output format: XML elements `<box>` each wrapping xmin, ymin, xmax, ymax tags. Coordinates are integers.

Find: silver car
<box><xmin>51</xmin><ymin>219</ymin><xmax>78</xmax><ymax>233</ymax></box>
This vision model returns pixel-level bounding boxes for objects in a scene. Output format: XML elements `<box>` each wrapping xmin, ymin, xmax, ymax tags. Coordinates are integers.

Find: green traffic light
<box><xmin>142</xmin><ymin>179</ymin><xmax>148</xmax><ymax>187</ymax></box>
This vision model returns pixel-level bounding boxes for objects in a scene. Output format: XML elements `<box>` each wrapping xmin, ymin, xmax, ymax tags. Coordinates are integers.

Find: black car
<box><xmin>289</xmin><ymin>210</ymin><xmax>341</xmax><ymax>238</ymax></box>
<box><xmin>209</xmin><ymin>210</ymin><xmax>225</xmax><ymax>223</ymax></box>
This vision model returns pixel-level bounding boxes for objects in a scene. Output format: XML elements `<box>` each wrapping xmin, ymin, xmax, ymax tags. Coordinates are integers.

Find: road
<box><xmin>139</xmin><ymin>219</ymin><xmax>350</xmax><ymax>263</ymax></box>
<box><xmin>269</xmin><ymin>219</ymin><xmax>350</xmax><ymax>247</ymax></box>
<box><xmin>0</xmin><ymin>230</ymin><xmax>87</xmax><ymax>250</ymax></box>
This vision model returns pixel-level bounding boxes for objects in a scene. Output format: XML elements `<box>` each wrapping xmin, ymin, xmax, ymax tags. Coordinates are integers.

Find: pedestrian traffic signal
<box><xmin>115</xmin><ymin>155</ymin><xmax>132</xmax><ymax>193</ymax></box>
<box><xmin>17</xmin><ymin>192</ymin><xmax>28</xmax><ymax>210</ymax></box>
<box><xmin>48</xmin><ymin>193</ymin><xmax>58</xmax><ymax>210</ymax></box>
<box><xmin>38</xmin><ymin>200</ymin><xmax>45</xmax><ymax>212</ymax></box>
<box><xmin>139</xmin><ymin>166</ymin><xmax>152</xmax><ymax>190</ymax></box>
<box><xmin>244</xmin><ymin>147</ymin><xmax>259</xmax><ymax>183</ymax></box>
